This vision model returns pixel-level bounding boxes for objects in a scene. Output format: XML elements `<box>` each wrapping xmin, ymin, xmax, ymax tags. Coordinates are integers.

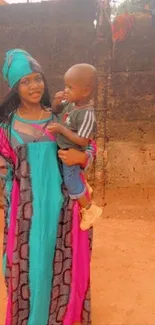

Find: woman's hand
<box><xmin>58</xmin><ymin>148</ymin><xmax>88</xmax><ymax>167</ymax></box>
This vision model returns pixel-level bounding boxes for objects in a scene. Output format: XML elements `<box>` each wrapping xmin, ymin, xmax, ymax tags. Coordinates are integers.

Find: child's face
<box><xmin>64</xmin><ymin>73</ymin><xmax>90</xmax><ymax>104</ymax></box>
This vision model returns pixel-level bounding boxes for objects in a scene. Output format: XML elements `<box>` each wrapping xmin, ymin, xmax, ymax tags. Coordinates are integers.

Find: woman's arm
<box><xmin>0</xmin><ymin>127</ymin><xmax>15</xmax><ymax>178</ymax></box>
<box><xmin>58</xmin><ymin>140</ymin><xmax>97</xmax><ymax>169</ymax></box>
<box><xmin>0</xmin><ymin>156</ymin><xmax>8</xmax><ymax>177</ymax></box>
<box><xmin>58</xmin><ymin>148</ymin><xmax>87</xmax><ymax>166</ymax></box>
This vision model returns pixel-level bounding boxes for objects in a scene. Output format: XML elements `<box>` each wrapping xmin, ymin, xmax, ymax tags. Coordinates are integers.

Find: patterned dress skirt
<box><xmin>0</xmin><ymin>121</ymin><xmax>94</xmax><ymax>325</ymax></box>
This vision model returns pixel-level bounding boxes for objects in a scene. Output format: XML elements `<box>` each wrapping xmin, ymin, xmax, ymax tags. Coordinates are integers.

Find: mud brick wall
<box><xmin>0</xmin><ymin>0</ymin><xmax>96</xmax><ymax>99</ymax></box>
<box><xmin>93</xmin><ymin>13</ymin><xmax>112</xmax><ymax>205</ymax></box>
<box><xmin>105</xmin><ymin>15</ymin><xmax>155</xmax><ymax>205</ymax></box>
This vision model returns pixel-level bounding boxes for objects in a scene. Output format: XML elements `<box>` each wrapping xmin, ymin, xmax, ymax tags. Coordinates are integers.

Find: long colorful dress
<box><xmin>0</xmin><ymin>113</ymin><xmax>96</xmax><ymax>325</ymax></box>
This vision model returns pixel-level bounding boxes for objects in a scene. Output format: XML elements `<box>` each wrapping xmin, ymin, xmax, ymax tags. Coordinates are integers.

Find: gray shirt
<box><xmin>55</xmin><ymin>102</ymin><xmax>96</xmax><ymax>151</ymax></box>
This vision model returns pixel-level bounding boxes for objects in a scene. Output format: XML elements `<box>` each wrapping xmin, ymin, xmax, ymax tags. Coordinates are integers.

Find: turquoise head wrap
<box><xmin>2</xmin><ymin>49</ymin><xmax>42</xmax><ymax>88</ymax></box>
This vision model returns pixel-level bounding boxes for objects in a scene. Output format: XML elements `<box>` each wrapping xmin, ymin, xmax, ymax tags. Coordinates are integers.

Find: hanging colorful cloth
<box><xmin>111</xmin><ymin>13</ymin><xmax>135</xmax><ymax>43</ymax></box>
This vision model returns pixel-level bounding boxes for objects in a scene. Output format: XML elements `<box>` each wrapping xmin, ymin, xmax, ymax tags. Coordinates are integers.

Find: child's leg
<box><xmin>81</xmin><ymin>170</ymin><xmax>93</xmax><ymax>196</ymax></box>
<box><xmin>63</xmin><ymin>163</ymin><xmax>102</xmax><ymax>230</ymax></box>
<box><xmin>83</xmin><ymin>170</ymin><xmax>93</xmax><ymax>195</ymax></box>
<box><xmin>85</xmin><ymin>181</ymin><xmax>93</xmax><ymax>195</ymax></box>
<box><xmin>63</xmin><ymin>163</ymin><xmax>89</xmax><ymax>206</ymax></box>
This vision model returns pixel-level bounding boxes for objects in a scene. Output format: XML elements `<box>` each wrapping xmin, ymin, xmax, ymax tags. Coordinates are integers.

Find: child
<box><xmin>48</xmin><ymin>63</ymin><xmax>102</xmax><ymax>230</ymax></box>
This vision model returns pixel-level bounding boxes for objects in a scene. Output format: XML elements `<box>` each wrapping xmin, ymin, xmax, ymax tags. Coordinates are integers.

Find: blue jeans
<box><xmin>63</xmin><ymin>163</ymin><xmax>86</xmax><ymax>199</ymax></box>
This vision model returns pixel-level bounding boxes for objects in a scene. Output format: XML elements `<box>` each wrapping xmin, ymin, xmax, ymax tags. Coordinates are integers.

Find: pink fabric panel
<box><xmin>63</xmin><ymin>202</ymin><xmax>90</xmax><ymax>325</ymax></box>
<box><xmin>32</xmin><ymin>124</ymin><xmax>56</xmax><ymax>142</ymax></box>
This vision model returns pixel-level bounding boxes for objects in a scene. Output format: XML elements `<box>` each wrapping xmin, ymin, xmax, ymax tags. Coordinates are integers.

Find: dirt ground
<box><xmin>1</xmin><ymin>203</ymin><xmax>155</xmax><ymax>325</ymax></box>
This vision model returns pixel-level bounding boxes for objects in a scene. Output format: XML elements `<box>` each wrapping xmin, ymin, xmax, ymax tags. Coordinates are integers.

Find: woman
<box><xmin>0</xmin><ymin>49</ymin><xmax>96</xmax><ymax>325</ymax></box>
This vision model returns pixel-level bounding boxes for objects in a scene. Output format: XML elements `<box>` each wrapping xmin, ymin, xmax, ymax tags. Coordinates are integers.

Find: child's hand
<box><xmin>52</xmin><ymin>91</ymin><xmax>65</xmax><ymax>112</ymax></box>
<box><xmin>54</xmin><ymin>91</ymin><xmax>65</xmax><ymax>102</ymax></box>
<box><xmin>48</xmin><ymin>123</ymin><xmax>63</xmax><ymax>134</ymax></box>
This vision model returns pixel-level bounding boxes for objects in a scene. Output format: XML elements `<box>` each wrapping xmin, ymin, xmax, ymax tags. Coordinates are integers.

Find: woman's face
<box><xmin>18</xmin><ymin>72</ymin><xmax>45</xmax><ymax>104</ymax></box>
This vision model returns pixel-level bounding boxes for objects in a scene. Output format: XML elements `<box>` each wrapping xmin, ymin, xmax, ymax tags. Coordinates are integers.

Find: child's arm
<box><xmin>48</xmin><ymin>123</ymin><xmax>89</xmax><ymax>146</ymax></box>
<box><xmin>48</xmin><ymin>109</ymin><xmax>95</xmax><ymax>146</ymax></box>
<box><xmin>52</xmin><ymin>91</ymin><xmax>65</xmax><ymax>114</ymax></box>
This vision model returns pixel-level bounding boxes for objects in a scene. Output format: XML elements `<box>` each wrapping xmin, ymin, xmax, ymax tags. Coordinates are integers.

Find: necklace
<box><xmin>17</xmin><ymin>108</ymin><xmax>44</xmax><ymax>121</ymax></box>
